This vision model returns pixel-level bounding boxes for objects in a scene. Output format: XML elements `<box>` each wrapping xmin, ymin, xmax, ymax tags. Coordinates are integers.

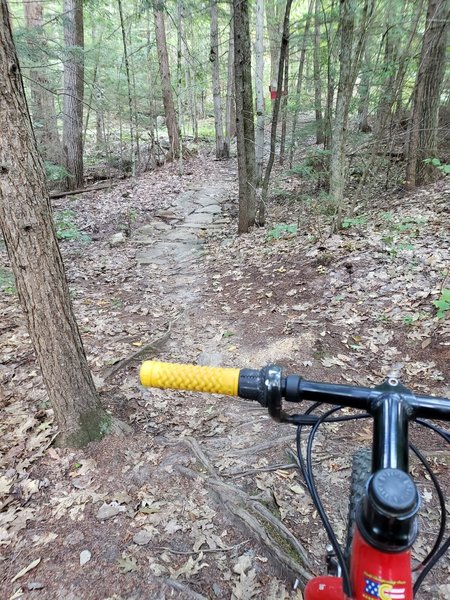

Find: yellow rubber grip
<box><xmin>140</xmin><ymin>361</ymin><xmax>240</xmax><ymax>396</ymax></box>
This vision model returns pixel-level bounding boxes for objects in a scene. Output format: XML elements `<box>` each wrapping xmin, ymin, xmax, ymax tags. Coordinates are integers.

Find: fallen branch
<box><xmin>49</xmin><ymin>182</ymin><xmax>114</xmax><ymax>199</ymax></box>
<box><xmin>103</xmin><ymin>317</ymin><xmax>178</xmax><ymax>380</ymax></box>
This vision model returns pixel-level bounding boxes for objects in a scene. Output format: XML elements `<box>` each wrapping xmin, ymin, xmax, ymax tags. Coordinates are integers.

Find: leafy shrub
<box><xmin>342</xmin><ymin>216</ymin><xmax>367</xmax><ymax>229</ymax></box>
<box><xmin>267</xmin><ymin>223</ymin><xmax>298</xmax><ymax>240</ymax></box>
<box><xmin>54</xmin><ymin>210</ymin><xmax>90</xmax><ymax>242</ymax></box>
<box><xmin>423</xmin><ymin>158</ymin><xmax>450</xmax><ymax>175</ymax></box>
<box><xmin>44</xmin><ymin>161</ymin><xmax>70</xmax><ymax>183</ymax></box>
<box><xmin>433</xmin><ymin>288</ymin><xmax>450</xmax><ymax>319</ymax></box>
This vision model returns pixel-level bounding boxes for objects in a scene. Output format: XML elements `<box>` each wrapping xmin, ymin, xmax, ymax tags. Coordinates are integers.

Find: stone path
<box><xmin>132</xmin><ymin>171</ymin><xmax>235</xmax><ymax>315</ymax></box>
<box><xmin>134</xmin><ymin>179</ymin><xmax>232</xmax><ymax>268</ymax></box>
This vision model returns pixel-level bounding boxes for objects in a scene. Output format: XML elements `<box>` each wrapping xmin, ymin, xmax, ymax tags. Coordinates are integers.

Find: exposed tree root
<box><xmin>210</xmin><ymin>434</ymin><xmax>295</xmax><ymax>457</ymax></box>
<box><xmin>103</xmin><ymin>317</ymin><xmax>178</xmax><ymax>379</ymax></box>
<box><xmin>227</xmin><ymin>462</ymin><xmax>298</xmax><ymax>478</ymax></box>
<box><xmin>161</xmin><ymin>436</ymin><xmax>315</xmax><ymax>584</ymax></box>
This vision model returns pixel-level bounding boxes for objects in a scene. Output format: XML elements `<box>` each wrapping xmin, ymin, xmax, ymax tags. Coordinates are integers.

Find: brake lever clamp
<box><xmin>264</xmin><ymin>364</ymin><xmax>295</xmax><ymax>423</ymax></box>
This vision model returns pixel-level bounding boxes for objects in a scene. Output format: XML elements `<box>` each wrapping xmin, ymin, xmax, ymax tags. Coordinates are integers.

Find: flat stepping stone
<box><xmin>165</xmin><ymin>229</ymin><xmax>200</xmax><ymax>242</ymax></box>
<box><xmin>197</xmin><ymin>205</ymin><xmax>221</xmax><ymax>214</ymax></box>
<box><xmin>184</xmin><ymin>213</ymin><xmax>214</xmax><ymax>225</ymax></box>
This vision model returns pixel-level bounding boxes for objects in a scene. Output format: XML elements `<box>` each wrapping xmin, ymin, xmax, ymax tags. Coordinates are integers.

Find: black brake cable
<box><xmin>409</xmin><ymin>442</ymin><xmax>446</xmax><ymax>570</ymax></box>
<box><xmin>411</xmin><ymin>419</ymin><xmax>450</xmax><ymax>594</ymax></box>
<box><xmin>297</xmin><ymin>405</ymin><xmax>369</xmax><ymax>598</ymax></box>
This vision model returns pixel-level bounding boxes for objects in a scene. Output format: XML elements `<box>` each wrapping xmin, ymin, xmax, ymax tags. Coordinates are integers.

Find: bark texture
<box><xmin>405</xmin><ymin>0</ymin><xmax>449</xmax><ymax>187</ymax></box>
<box><xmin>153</xmin><ymin>1</ymin><xmax>180</xmax><ymax>160</ymax></box>
<box><xmin>0</xmin><ymin>0</ymin><xmax>111</xmax><ymax>448</ymax></box>
<box><xmin>234</xmin><ymin>0</ymin><xmax>256</xmax><ymax>233</ymax></box>
<box><xmin>255</xmin><ymin>0</ymin><xmax>265</xmax><ymax>183</ymax></box>
<box><xmin>23</xmin><ymin>0</ymin><xmax>61</xmax><ymax>165</ymax></box>
<box><xmin>210</xmin><ymin>0</ymin><xmax>226</xmax><ymax>158</ymax></box>
<box><xmin>260</xmin><ymin>0</ymin><xmax>293</xmax><ymax>224</ymax></box>
<box><xmin>62</xmin><ymin>0</ymin><xmax>84</xmax><ymax>190</ymax></box>
<box><xmin>289</xmin><ymin>0</ymin><xmax>313</xmax><ymax>168</ymax></box>
<box><xmin>313</xmin><ymin>0</ymin><xmax>324</xmax><ymax>144</ymax></box>
<box><xmin>224</xmin><ymin>9</ymin><xmax>236</xmax><ymax>154</ymax></box>
<box><xmin>329</xmin><ymin>0</ymin><xmax>355</xmax><ymax>222</ymax></box>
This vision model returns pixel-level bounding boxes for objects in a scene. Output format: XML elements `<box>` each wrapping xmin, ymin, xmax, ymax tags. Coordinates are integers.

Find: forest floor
<box><xmin>1</xmin><ymin>150</ymin><xmax>450</xmax><ymax>600</ymax></box>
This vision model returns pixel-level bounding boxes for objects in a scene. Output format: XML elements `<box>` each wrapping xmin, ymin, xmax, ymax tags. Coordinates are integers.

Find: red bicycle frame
<box><xmin>305</xmin><ymin>529</ymin><xmax>413</xmax><ymax>600</ymax></box>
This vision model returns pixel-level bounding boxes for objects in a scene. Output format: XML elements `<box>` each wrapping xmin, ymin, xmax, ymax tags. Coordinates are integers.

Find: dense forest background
<box><xmin>9</xmin><ymin>0</ymin><xmax>450</xmax><ymax>208</ymax></box>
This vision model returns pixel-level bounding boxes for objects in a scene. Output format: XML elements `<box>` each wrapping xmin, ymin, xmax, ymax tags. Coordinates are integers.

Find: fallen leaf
<box><xmin>233</xmin><ymin>554</ymin><xmax>252</xmax><ymax>575</ymax></box>
<box><xmin>118</xmin><ymin>555</ymin><xmax>139</xmax><ymax>573</ymax></box>
<box><xmin>11</xmin><ymin>558</ymin><xmax>41</xmax><ymax>583</ymax></box>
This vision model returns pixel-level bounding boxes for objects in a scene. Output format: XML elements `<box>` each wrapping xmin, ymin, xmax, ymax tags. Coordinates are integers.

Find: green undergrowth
<box><xmin>54</xmin><ymin>209</ymin><xmax>91</xmax><ymax>242</ymax></box>
<box><xmin>0</xmin><ymin>267</ymin><xmax>15</xmax><ymax>295</ymax></box>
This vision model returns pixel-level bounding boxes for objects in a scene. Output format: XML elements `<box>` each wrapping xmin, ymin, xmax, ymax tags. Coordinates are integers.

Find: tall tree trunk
<box><xmin>234</xmin><ymin>0</ymin><xmax>256</xmax><ymax>233</ymax></box>
<box><xmin>176</xmin><ymin>0</ymin><xmax>184</xmax><ymax>173</ymax></box>
<box><xmin>405</xmin><ymin>0</ymin><xmax>449</xmax><ymax>188</ymax></box>
<box><xmin>356</xmin><ymin>47</ymin><xmax>371</xmax><ymax>132</ymax></box>
<box><xmin>289</xmin><ymin>0</ymin><xmax>313</xmax><ymax>168</ymax></box>
<box><xmin>210</xmin><ymin>0</ymin><xmax>226</xmax><ymax>158</ymax></box>
<box><xmin>266</xmin><ymin>0</ymin><xmax>283</xmax><ymax>93</ymax></box>
<box><xmin>23</xmin><ymin>0</ymin><xmax>61</xmax><ymax>165</ymax></box>
<box><xmin>225</xmin><ymin>8</ymin><xmax>236</xmax><ymax>154</ymax></box>
<box><xmin>255</xmin><ymin>0</ymin><xmax>265</xmax><ymax>183</ymax></box>
<box><xmin>329</xmin><ymin>0</ymin><xmax>355</xmax><ymax>226</ymax></box>
<box><xmin>329</xmin><ymin>0</ymin><xmax>373</xmax><ymax>227</ymax></box>
<box><xmin>260</xmin><ymin>0</ymin><xmax>293</xmax><ymax>224</ymax></box>
<box><xmin>374</xmin><ymin>3</ymin><xmax>399</xmax><ymax>137</ymax></box>
<box><xmin>322</xmin><ymin>0</ymin><xmax>336</xmax><ymax>150</ymax></box>
<box><xmin>279</xmin><ymin>30</ymin><xmax>289</xmax><ymax>164</ymax></box>
<box><xmin>153</xmin><ymin>1</ymin><xmax>180</xmax><ymax>160</ymax></box>
<box><xmin>313</xmin><ymin>0</ymin><xmax>324</xmax><ymax>144</ymax></box>
<box><xmin>62</xmin><ymin>0</ymin><xmax>84</xmax><ymax>190</ymax></box>
<box><xmin>118</xmin><ymin>0</ymin><xmax>135</xmax><ymax>174</ymax></box>
<box><xmin>0</xmin><ymin>0</ymin><xmax>117</xmax><ymax>448</ymax></box>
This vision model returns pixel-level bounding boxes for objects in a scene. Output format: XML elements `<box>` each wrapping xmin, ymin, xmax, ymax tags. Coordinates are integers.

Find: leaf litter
<box><xmin>0</xmin><ymin>156</ymin><xmax>449</xmax><ymax>598</ymax></box>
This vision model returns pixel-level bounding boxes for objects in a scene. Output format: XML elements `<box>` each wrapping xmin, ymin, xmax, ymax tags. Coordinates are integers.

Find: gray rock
<box><xmin>133</xmin><ymin>530</ymin><xmax>153</xmax><ymax>546</ymax></box>
<box><xmin>109</xmin><ymin>232</ymin><xmax>126</xmax><ymax>247</ymax></box>
<box><xmin>96</xmin><ymin>502</ymin><xmax>121</xmax><ymax>520</ymax></box>
<box><xmin>27</xmin><ymin>582</ymin><xmax>45</xmax><ymax>591</ymax></box>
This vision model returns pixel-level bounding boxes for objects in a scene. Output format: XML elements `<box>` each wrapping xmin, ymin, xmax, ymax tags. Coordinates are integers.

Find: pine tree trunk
<box><xmin>329</xmin><ymin>0</ymin><xmax>355</xmax><ymax>226</ymax></box>
<box><xmin>356</xmin><ymin>47</ymin><xmax>371</xmax><ymax>132</ymax></box>
<box><xmin>255</xmin><ymin>0</ymin><xmax>265</xmax><ymax>183</ymax></box>
<box><xmin>313</xmin><ymin>0</ymin><xmax>324</xmax><ymax>144</ymax></box>
<box><xmin>0</xmin><ymin>0</ymin><xmax>116</xmax><ymax>448</ymax></box>
<box><xmin>62</xmin><ymin>0</ymin><xmax>84</xmax><ymax>190</ymax></box>
<box><xmin>153</xmin><ymin>1</ymin><xmax>180</xmax><ymax>160</ymax></box>
<box><xmin>23</xmin><ymin>0</ymin><xmax>61</xmax><ymax>165</ymax></box>
<box><xmin>118</xmin><ymin>0</ymin><xmax>135</xmax><ymax>174</ymax></box>
<box><xmin>289</xmin><ymin>0</ymin><xmax>313</xmax><ymax>168</ymax></box>
<box><xmin>234</xmin><ymin>0</ymin><xmax>256</xmax><ymax>233</ymax></box>
<box><xmin>261</xmin><ymin>0</ymin><xmax>293</xmax><ymax>223</ymax></box>
<box><xmin>266</xmin><ymin>0</ymin><xmax>282</xmax><ymax>93</ymax></box>
<box><xmin>405</xmin><ymin>0</ymin><xmax>449</xmax><ymax>188</ymax></box>
<box><xmin>279</xmin><ymin>33</ymin><xmax>289</xmax><ymax>164</ymax></box>
<box><xmin>210</xmin><ymin>0</ymin><xmax>226</xmax><ymax>158</ymax></box>
<box><xmin>225</xmin><ymin>9</ymin><xmax>236</xmax><ymax>153</ymax></box>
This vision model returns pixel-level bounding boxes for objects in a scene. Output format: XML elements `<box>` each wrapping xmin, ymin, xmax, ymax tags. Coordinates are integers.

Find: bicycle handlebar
<box><xmin>140</xmin><ymin>360</ymin><xmax>450</xmax><ymax>422</ymax></box>
<box><xmin>140</xmin><ymin>361</ymin><xmax>240</xmax><ymax>396</ymax></box>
